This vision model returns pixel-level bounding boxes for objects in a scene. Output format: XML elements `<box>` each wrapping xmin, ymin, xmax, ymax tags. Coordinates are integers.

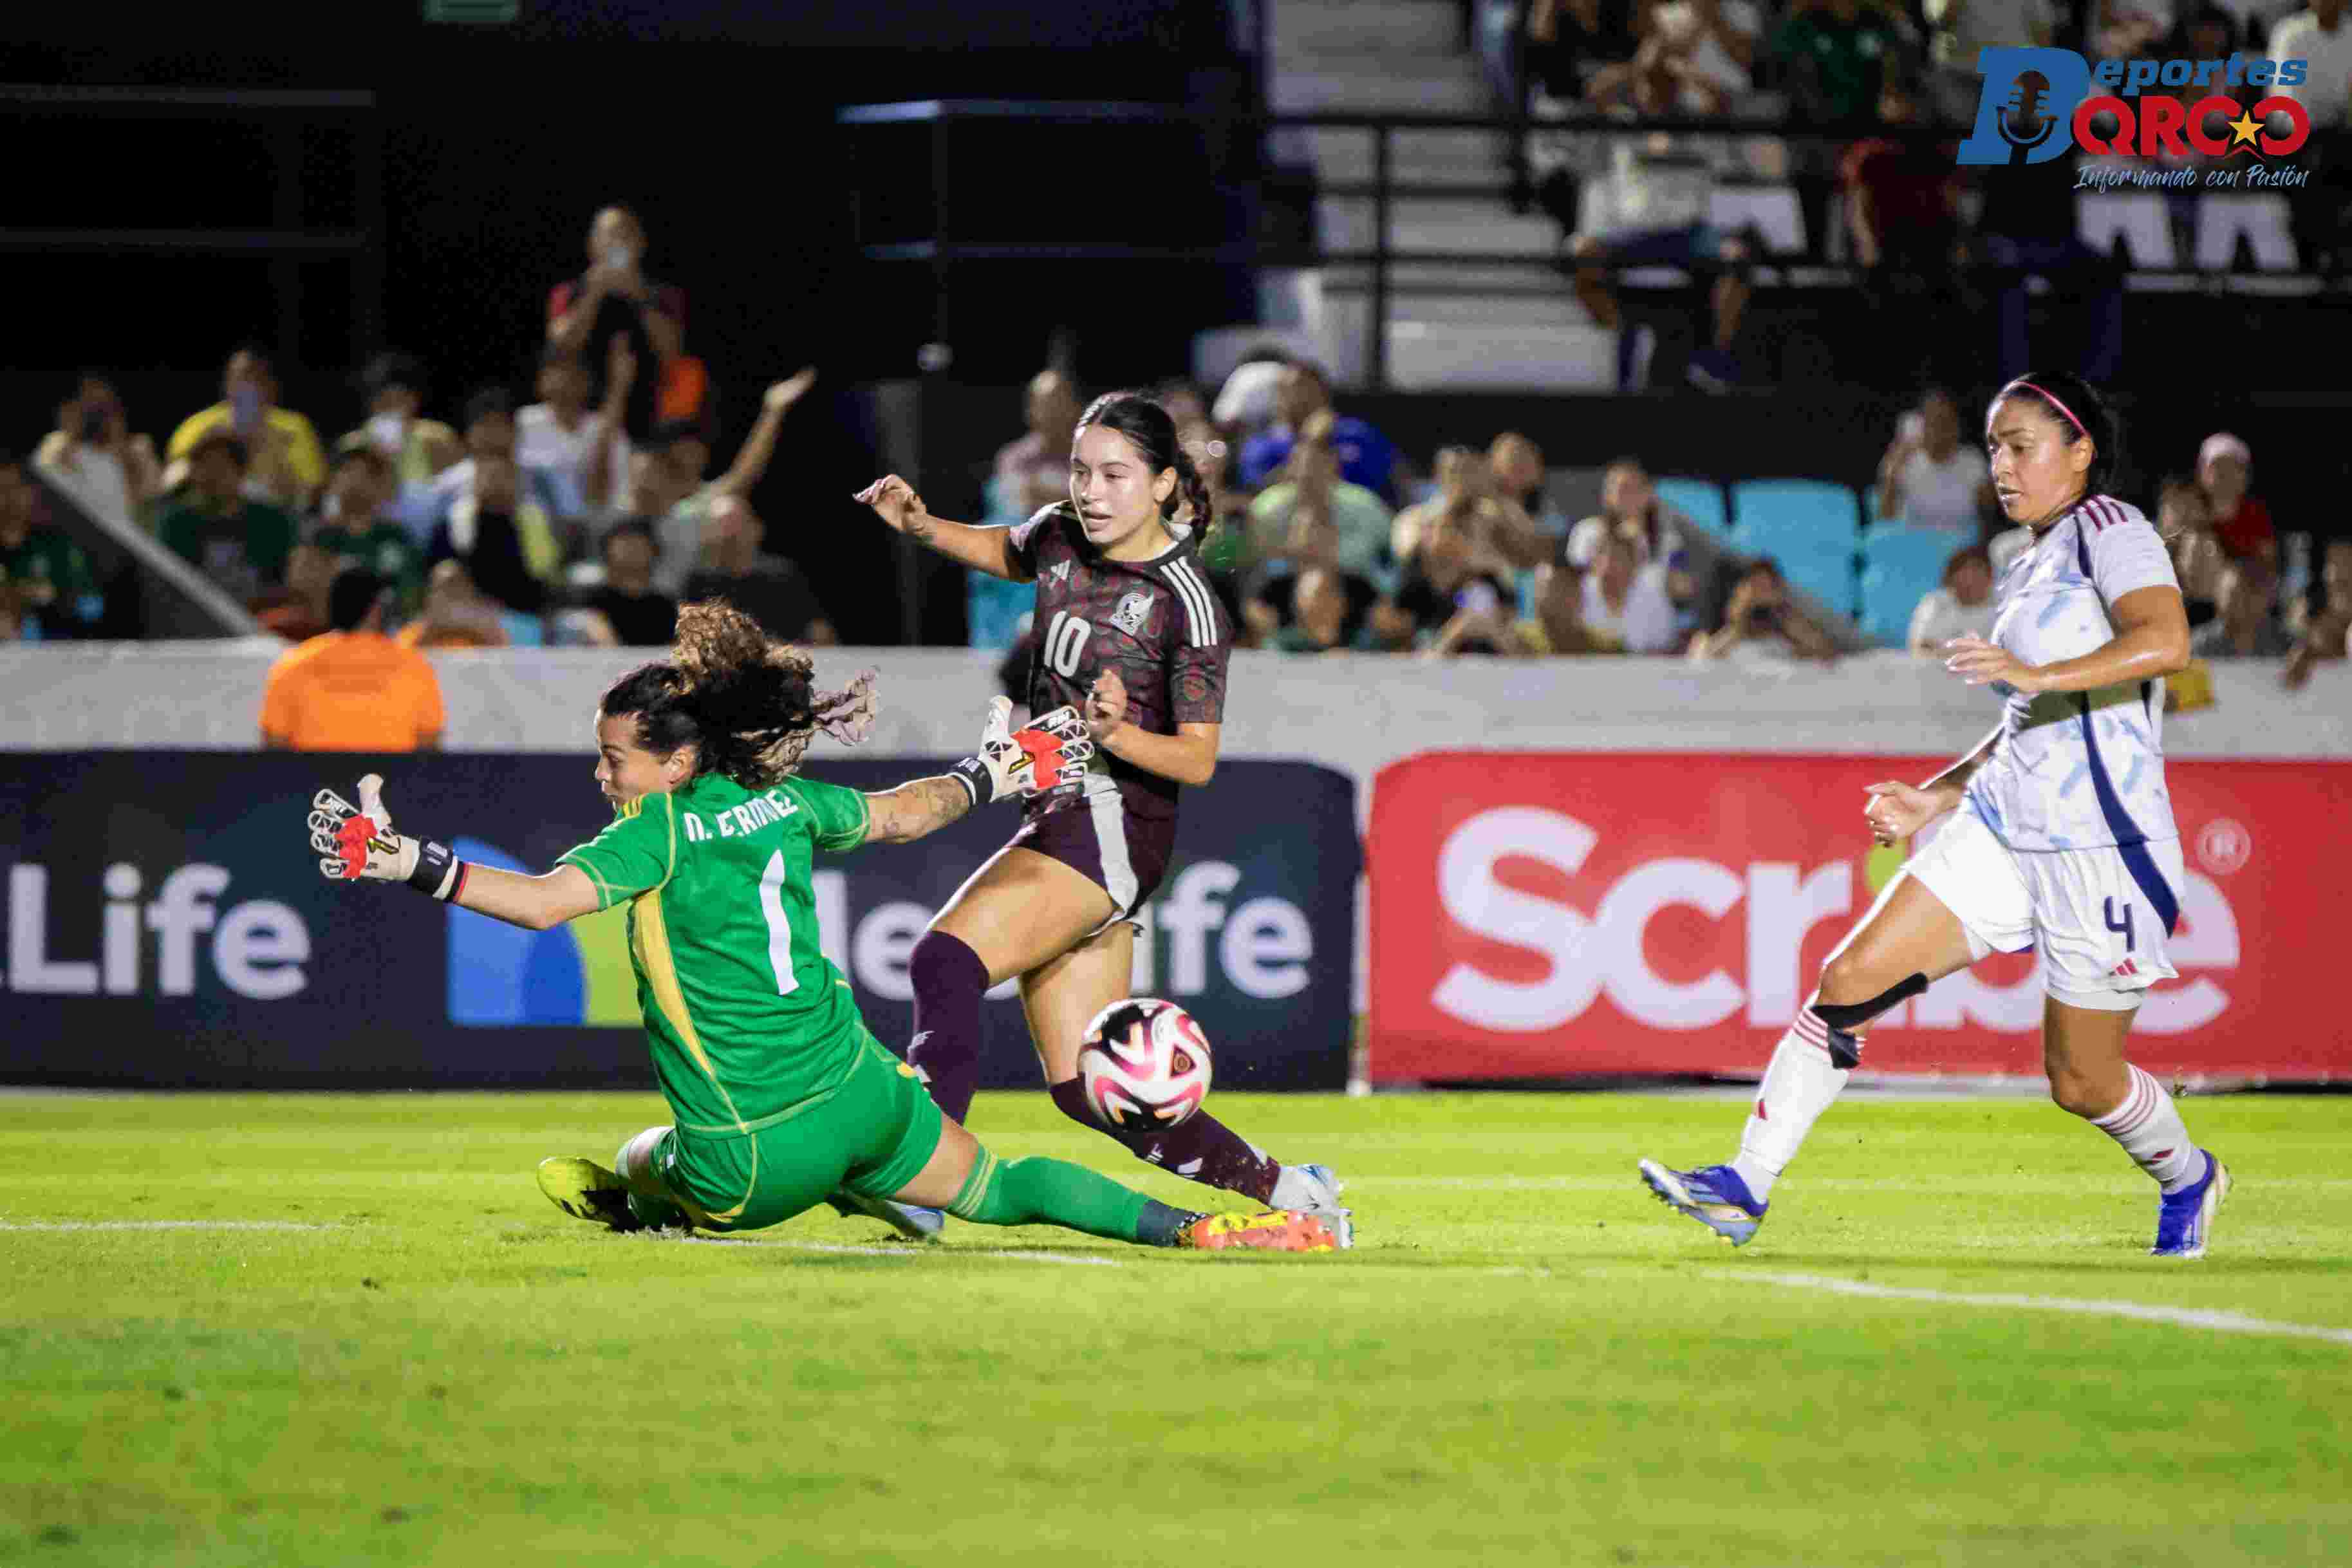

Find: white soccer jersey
<box><xmin>1965</xmin><ymin>494</ymin><xmax>2182</xmax><ymax>854</ymax></box>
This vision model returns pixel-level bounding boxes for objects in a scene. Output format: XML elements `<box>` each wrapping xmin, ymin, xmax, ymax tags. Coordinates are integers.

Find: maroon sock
<box><xmin>907</xmin><ymin>929</ymin><xmax>988</xmax><ymax>1125</ymax></box>
<box><xmin>1047</xmin><ymin>1079</ymin><xmax>1281</xmax><ymax>1204</ymax></box>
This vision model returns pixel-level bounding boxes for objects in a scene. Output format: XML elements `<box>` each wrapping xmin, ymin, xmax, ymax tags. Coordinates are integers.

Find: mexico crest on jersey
<box><xmin>1110</xmin><ymin>589</ymin><xmax>1154</xmax><ymax>637</ymax></box>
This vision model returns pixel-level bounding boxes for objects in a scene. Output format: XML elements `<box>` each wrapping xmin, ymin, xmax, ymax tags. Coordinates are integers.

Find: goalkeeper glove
<box><xmin>947</xmin><ymin>699</ymin><xmax>1096</xmax><ymax>807</ymax></box>
<box><xmin>308</xmin><ymin>773</ymin><xmax>467</xmax><ymax>900</ymax></box>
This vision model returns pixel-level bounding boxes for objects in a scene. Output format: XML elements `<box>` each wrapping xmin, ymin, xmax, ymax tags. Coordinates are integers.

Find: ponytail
<box><xmin>599</xmin><ymin>601</ymin><xmax>876</xmax><ymax>789</ymax></box>
<box><xmin>1171</xmin><ymin>440</ymin><xmax>1216</xmax><ymax>540</ymax></box>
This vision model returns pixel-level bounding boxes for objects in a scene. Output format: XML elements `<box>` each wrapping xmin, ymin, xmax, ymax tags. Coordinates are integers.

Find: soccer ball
<box><xmin>1076</xmin><ymin>998</ymin><xmax>1212</xmax><ymax>1130</ymax></box>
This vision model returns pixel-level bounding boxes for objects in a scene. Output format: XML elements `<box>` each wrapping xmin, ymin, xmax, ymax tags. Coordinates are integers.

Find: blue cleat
<box><xmin>826</xmin><ymin>1190</ymin><xmax>945</xmax><ymax>1243</ymax></box>
<box><xmin>1638</xmin><ymin>1159</ymin><xmax>1767</xmax><ymax>1246</ymax></box>
<box><xmin>2151</xmin><ymin>1150</ymin><xmax>2228</xmax><ymax>1259</ymax></box>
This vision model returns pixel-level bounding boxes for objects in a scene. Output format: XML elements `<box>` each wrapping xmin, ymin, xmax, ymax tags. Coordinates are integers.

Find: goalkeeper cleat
<box><xmin>1638</xmin><ymin>1159</ymin><xmax>1767</xmax><ymax>1246</ymax></box>
<box><xmin>1270</xmin><ymin>1161</ymin><xmax>1347</xmax><ymax>1217</ymax></box>
<box><xmin>537</xmin><ymin>1156</ymin><xmax>646</xmax><ymax>1233</ymax></box>
<box><xmin>1179</xmin><ymin>1208</ymin><xmax>1352</xmax><ymax>1253</ymax></box>
<box><xmin>824</xmin><ymin>1190</ymin><xmax>946</xmax><ymax>1242</ymax></box>
<box><xmin>2150</xmin><ymin>1150</ymin><xmax>2228</xmax><ymax>1259</ymax></box>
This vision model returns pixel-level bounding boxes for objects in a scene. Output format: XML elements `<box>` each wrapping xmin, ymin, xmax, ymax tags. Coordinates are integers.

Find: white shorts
<box><xmin>1907</xmin><ymin>802</ymin><xmax>2184</xmax><ymax>1012</ymax></box>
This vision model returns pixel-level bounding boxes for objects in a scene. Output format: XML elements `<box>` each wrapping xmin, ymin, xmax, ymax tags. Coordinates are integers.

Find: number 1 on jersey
<box><xmin>1043</xmin><ymin>610</ymin><xmax>1090</xmax><ymax>678</ymax></box>
<box><xmin>758</xmin><ymin>849</ymin><xmax>800</xmax><ymax>995</ymax></box>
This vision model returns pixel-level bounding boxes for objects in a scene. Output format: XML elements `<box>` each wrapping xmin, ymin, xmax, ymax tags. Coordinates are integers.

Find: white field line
<box><xmin>0</xmin><ymin>1220</ymin><xmax>329</xmax><ymax>1231</ymax></box>
<box><xmin>1739</xmin><ymin>1270</ymin><xmax>2352</xmax><ymax>1348</ymax></box>
<box><xmin>1353</xmin><ymin>1174</ymin><xmax>2352</xmax><ymax>1191</ymax></box>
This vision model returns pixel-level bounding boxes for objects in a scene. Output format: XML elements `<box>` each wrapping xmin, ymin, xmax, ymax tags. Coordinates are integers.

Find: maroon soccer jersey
<box><xmin>1007</xmin><ymin>502</ymin><xmax>1231</xmax><ymax>822</ymax></box>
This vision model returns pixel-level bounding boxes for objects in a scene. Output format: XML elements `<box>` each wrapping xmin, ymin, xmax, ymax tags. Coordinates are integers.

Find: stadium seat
<box><xmin>1738</xmin><ymin>539</ymin><xmax>1856</xmax><ymax>621</ymax></box>
<box><xmin>1728</xmin><ymin>479</ymin><xmax>1863</xmax><ymax>557</ymax></box>
<box><xmin>2195</xmin><ymin>194</ymin><xmax>2297</xmax><ymax>271</ymax></box>
<box><xmin>2077</xmin><ymin>192</ymin><xmax>2175</xmax><ymax>267</ymax></box>
<box><xmin>1860</xmin><ymin>559</ymin><xmax>1945</xmax><ymax>647</ymax></box>
<box><xmin>1654</xmin><ymin>476</ymin><xmax>1728</xmax><ymax>537</ymax></box>
<box><xmin>1861</xmin><ymin>525</ymin><xmax>1966</xmax><ymax>581</ymax></box>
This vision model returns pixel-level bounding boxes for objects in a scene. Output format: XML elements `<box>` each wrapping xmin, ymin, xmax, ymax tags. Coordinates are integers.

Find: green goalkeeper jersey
<box><xmin>558</xmin><ymin>770</ymin><xmax>873</xmax><ymax>1135</ymax></box>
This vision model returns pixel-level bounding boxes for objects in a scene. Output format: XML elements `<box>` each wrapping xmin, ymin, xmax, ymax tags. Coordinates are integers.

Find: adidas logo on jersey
<box><xmin>1048</xmin><ymin>561</ymin><xmax>1071</xmax><ymax>586</ymax></box>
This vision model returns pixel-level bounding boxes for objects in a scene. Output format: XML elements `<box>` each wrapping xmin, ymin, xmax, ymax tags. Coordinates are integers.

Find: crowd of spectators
<box><xmin>1515</xmin><ymin>0</ymin><xmax>2352</xmax><ymax>390</ymax></box>
<box><xmin>11</xmin><ymin>205</ymin><xmax>831</xmax><ymax>681</ymax></box>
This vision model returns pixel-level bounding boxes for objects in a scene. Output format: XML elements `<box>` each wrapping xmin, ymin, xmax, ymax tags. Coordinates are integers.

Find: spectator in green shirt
<box><xmin>1772</xmin><ymin>0</ymin><xmax>1903</xmax><ymax>125</ymax></box>
<box><xmin>156</xmin><ymin>432</ymin><xmax>298</xmax><ymax>607</ymax></box>
<box><xmin>0</xmin><ymin>450</ymin><xmax>101</xmax><ymax>640</ymax></box>
<box><xmin>315</xmin><ymin>436</ymin><xmax>425</xmax><ymax>613</ymax></box>
<box><xmin>1244</xmin><ymin>411</ymin><xmax>1393</xmax><ymax>585</ymax></box>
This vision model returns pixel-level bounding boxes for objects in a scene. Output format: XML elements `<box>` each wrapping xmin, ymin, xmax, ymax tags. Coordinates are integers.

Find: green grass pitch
<box><xmin>3</xmin><ymin>1089</ymin><xmax>2347</xmax><ymax>1567</ymax></box>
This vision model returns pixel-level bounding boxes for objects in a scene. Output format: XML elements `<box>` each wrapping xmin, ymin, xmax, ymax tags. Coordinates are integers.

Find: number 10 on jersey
<box><xmin>1042</xmin><ymin>611</ymin><xmax>1090</xmax><ymax>678</ymax></box>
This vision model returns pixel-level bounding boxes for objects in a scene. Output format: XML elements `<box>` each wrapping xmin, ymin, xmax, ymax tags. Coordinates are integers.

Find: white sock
<box><xmin>1729</xmin><ymin>1002</ymin><xmax>1851</xmax><ymax>1202</ymax></box>
<box><xmin>2089</xmin><ymin>1066</ymin><xmax>2206</xmax><ymax>1192</ymax></box>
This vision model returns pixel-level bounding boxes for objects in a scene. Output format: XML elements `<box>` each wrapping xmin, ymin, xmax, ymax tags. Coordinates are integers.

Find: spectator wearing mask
<box><xmin>2157</xmin><ymin>475</ymin><xmax>2228</xmax><ymax>628</ymax></box>
<box><xmin>994</xmin><ymin>370</ymin><xmax>1085</xmax><ymax>517</ymax></box>
<box><xmin>164</xmin><ymin>345</ymin><xmax>326</xmax><ymax>512</ymax></box>
<box><xmin>0</xmin><ymin>451</ymin><xmax>101</xmax><ymax>640</ymax></box>
<box><xmin>35</xmin><ymin>373</ymin><xmax>160</xmax><ymax>530</ymax></box>
<box><xmin>313</xmin><ymin>438</ymin><xmax>424</xmax><ymax>613</ymax></box>
<box><xmin>584</xmin><ymin>520</ymin><xmax>679</xmax><ymax>646</ymax></box>
<box><xmin>520</xmin><ymin>346</ymin><xmax>633</xmax><ymax>521</ymax></box>
<box><xmin>645</xmin><ymin>366</ymin><xmax>817</xmax><ymax>598</ymax></box>
<box><xmin>1565</xmin><ymin>62</ymin><xmax>1753</xmax><ymax>391</ymax></box>
<box><xmin>2192</xmin><ymin>559</ymin><xmax>2294</xmax><ymax>658</ymax></box>
<box><xmin>1580</xmin><ymin>530</ymin><xmax>1683</xmax><ymax>653</ymax></box>
<box><xmin>2197</xmin><ymin>433</ymin><xmax>2275</xmax><ymax>565</ymax></box>
<box><xmin>400</xmin><ymin>560</ymin><xmax>509</xmax><ymax>651</ymax></box>
<box><xmin>156</xmin><ymin>433</ymin><xmax>299</xmax><ymax>606</ymax></box>
<box><xmin>682</xmin><ymin>495</ymin><xmax>834</xmax><ymax>644</ymax></box>
<box><xmin>1565</xmin><ymin>458</ymin><xmax>1693</xmax><ymax>569</ymax></box>
<box><xmin>1688</xmin><ymin>555</ymin><xmax>1837</xmax><ymax>663</ymax></box>
<box><xmin>1876</xmin><ymin>388</ymin><xmax>1995</xmax><ymax>535</ymax></box>
<box><xmin>259</xmin><ymin>567</ymin><xmax>443</xmax><ymax>751</ymax></box>
<box><xmin>2282</xmin><ymin>539</ymin><xmax>2352</xmax><ymax>689</ymax></box>
<box><xmin>1370</xmin><ymin>508</ymin><xmax>1519</xmax><ymax>650</ymax></box>
<box><xmin>548</xmin><ymin>205</ymin><xmax>689</xmax><ymax>441</ymax></box>
<box><xmin>1907</xmin><ymin>545</ymin><xmax>1997</xmax><ymax>652</ymax></box>
<box><xmin>347</xmin><ymin>351</ymin><xmax>460</xmax><ymax>490</ymax></box>
<box><xmin>1247</xmin><ymin>412</ymin><xmax>1394</xmax><ymax>584</ymax></box>
<box><xmin>257</xmin><ymin>543</ymin><xmax>337</xmax><ymax>642</ymax></box>
<box><xmin>1237</xmin><ymin>362</ymin><xmax>1401</xmax><ymax>501</ymax></box>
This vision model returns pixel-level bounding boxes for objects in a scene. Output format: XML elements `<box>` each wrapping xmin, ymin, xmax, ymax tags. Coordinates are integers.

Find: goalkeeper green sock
<box><xmin>946</xmin><ymin>1152</ymin><xmax>1198</xmax><ymax>1247</ymax></box>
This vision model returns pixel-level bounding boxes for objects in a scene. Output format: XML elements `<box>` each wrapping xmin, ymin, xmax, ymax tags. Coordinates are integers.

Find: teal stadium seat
<box><xmin>1767</xmin><ymin>545</ymin><xmax>1860</xmax><ymax>621</ymax></box>
<box><xmin>1729</xmin><ymin>479</ymin><xmax>1864</xmax><ymax>557</ymax></box>
<box><xmin>1653</xmin><ymin>476</ymin><xmax>1729</xmax><ymax>537</ymax></box>
<box><xmin>1858</xmin><ymin>527</ymin><xmax>1972</xmax><ymax>647</ymax></box>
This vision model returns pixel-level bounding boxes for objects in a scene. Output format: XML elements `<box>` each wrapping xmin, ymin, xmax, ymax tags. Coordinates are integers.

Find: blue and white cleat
<box><xmin>1638</xmin><ymin>1159</ymin><xmax>1768</xmax><ymax>1247</ymax></box>
<box><xmin>826</xmin><ymin>1190</ymin><xmax>946</xmax><ymax>1243</ymax></box>
<box><xmin>1271</xmin><ymin>1162</ymin><xmax>1347</xmax><ymax>1217</ymax></box>
<box><xmin>2151</xmin><ymin>1150</ymin><xmax>2228</xmax><ymax>1258</ymax></box>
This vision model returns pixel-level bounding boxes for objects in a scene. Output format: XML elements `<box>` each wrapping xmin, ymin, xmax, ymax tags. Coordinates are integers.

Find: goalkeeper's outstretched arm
<box><xmin>310</xmin><ymin>774</ymin><xmax>601</xmax><ymax>931</ymax></box>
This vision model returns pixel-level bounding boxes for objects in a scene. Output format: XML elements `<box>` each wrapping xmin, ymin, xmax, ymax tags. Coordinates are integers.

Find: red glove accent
<box><xmin>1015</xmin><ymin>729</ymin><xmax>1072</xmax><ymax>790</ymax></box>
<box><xmin>334</xmin><ymin>815</ymin><xmax>377</xmax><ymax>880</ymax></box>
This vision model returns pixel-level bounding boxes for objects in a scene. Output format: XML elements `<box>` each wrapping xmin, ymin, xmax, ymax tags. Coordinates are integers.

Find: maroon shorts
<box><xmin>1011</xmin><ymin>792</ymin><xmax>1175</xmax><ymax>934</ymax></box>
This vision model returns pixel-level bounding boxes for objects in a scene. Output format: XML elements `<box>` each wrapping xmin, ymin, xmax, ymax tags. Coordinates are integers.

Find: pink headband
<box><xmin>1997</xmin><ymin>378</ymin><xmax>2086</xmax><ymax>437</ymax></box>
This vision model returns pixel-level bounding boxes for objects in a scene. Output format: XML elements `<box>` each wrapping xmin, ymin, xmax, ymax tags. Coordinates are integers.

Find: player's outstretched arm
<box><xmin>852</xmin><ymin>474</ymin><xmax>1028</xmax><ymax>581</ymax></box>
<box><xmin>860</xmin><ymin>699</ymin><xmax>1094</xmax><ymax>845</ymax></box>
<box><xmin>310</xmin><ymin>774</ymin><xmax>601</xmax><ymax>931</ymax></box>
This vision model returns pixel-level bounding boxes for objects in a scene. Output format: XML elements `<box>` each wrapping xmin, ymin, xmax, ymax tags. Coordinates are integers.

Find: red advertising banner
<box><xmin>1367</xmin><ymin>751</ymin><xmax>2352</xmax><ymax>1082</ymax></box>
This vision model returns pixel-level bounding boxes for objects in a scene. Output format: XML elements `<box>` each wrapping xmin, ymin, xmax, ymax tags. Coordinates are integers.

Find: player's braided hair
<box><xmin>1076</xmin><ymin>391</ymin><xmax>1215</xmax><ymax>541</ymax></box>
<box><xmin>599</xmin><ymin>601</ymin><xmax>874</xmax><ymax>788</ymax></box>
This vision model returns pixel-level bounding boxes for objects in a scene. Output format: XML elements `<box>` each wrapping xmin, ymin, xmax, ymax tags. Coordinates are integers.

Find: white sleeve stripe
<box><xmin>1162</xmin><ymin>561</ymin><xmax>1202</xmax><ymax>645</ymax></box>
<box><xmin>1164</xmin><ymin>560</ymin><xmax>1217</xmax><ymax>647</ymax></box>
<box><xmin>1181</xmin><ymin>560</ymin><xmax>1223</xmax><ymax>646</ymax></box>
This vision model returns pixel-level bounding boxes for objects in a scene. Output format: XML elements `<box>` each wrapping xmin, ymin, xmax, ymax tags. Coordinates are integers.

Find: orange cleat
<box><xmin>1179</xmin><ymin>1208</ymin><xmax>1353</xmax><ymax>1253</ymax></box>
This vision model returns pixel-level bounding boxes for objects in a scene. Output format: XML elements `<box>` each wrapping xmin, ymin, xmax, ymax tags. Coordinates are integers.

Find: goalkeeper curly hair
<box><xmin>599</xmin><ymin>601</ymin><xmax>876</xmax><ymax>787</ymax></box>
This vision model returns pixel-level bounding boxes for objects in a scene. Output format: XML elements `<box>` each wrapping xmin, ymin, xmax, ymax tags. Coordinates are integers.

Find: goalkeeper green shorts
<box><xmin>654</xmin><ymin>1030</ymin><xmax>946</xmax><ymax>1233</ymax></box>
